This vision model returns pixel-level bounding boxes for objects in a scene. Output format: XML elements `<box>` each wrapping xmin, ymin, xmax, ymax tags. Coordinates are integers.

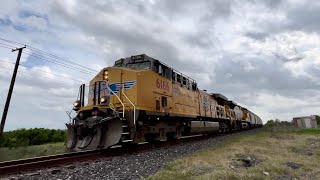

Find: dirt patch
<box><xmin>230</xmin><ymin>154</ymin><xmax>260</xmax><ymax>169</ymax></box>
<box><xmin>285</xmin><ymin>162</ymin><xmax>303</xmax><ymax>169</ymax></box>
<box><xmin>190</xmin><ymin>166</ymin><xmax>213</xmax><ymax>176</ymax></box>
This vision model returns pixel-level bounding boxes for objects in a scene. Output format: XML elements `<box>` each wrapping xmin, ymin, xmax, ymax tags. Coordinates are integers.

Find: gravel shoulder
<box><xmin>6</xmin><ymin>129</ymin><xmax>260</xmax><ymax>180</ymax></box>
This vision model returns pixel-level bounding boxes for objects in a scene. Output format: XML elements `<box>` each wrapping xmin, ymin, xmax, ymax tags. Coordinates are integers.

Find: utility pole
<box><xmin>0</xmin><ymin>46</ymin><xmax>26</xmax><ymax>136</ymax></box>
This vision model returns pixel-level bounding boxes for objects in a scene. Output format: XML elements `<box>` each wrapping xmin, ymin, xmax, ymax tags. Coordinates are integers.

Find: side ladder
<box><xmin>107</xmin><ymin>85</ymin><xmax>135</xmax><ymax>143</ymax></box>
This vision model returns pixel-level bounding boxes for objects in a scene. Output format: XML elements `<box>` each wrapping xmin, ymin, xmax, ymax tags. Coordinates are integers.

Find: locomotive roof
<box><xmin>113</xmin><ymin>54</ymin><xmax>259</xmax><ymax>118</ymax></box>
<box><xmin>210</xmin><ymin>93</ymin><xmax>228</xmax><ymax>101</ymax></box>
<box><xmin>210</xmin><ymin>93</ymin><xmax>228</xmax><ymax>106</ymax></box>
<box><xmin>226</xmin><ymin>101</ymin><xmax>237</xmax><ymax>109</ymax></box>
<box><xmin>210</xmin><ymin>94</ymin><xmax>238</xmax><ymax>109</ymax></box>
<box><xmin>114</xmin><ymin>54</ymin><xmax>197</xmax><ymax>83</ymax></box>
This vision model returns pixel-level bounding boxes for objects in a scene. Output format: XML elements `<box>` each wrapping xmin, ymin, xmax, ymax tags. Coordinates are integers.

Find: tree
<box><xmin>0</xmin><ymin>128</ymin><xmax>66</xmax><ymax>148</ymax></box>
<box><xmin>265</xmin><ymin>120</ymin><xmax>275</xmax><ymax>127</ymax></box>
<box><xmin>265</xmin><ymin>119</ymin><xmax>292</xmax><ymax>127</ymax></box>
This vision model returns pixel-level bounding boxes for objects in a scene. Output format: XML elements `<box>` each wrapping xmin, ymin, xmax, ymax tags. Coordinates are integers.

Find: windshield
<box><xmin>126</xmin><ymin>61</ymin><xmax>151</xmax><ymax>69</ymax></box>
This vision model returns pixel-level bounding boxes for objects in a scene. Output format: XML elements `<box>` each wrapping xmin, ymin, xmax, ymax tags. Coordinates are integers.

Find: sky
<box><xmin>0</xmin><ymin>0</ymin><xmax>320</xmax><ymax>130</ymax></box>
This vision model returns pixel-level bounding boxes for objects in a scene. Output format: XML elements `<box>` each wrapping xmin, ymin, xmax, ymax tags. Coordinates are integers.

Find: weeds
<box><xmin>149</xmin><ymin>127</ymin><xmax>320</xmax><ymax>180</ymax></box>
<box><xmin>294</xmin><ymin>128</ymin><xmax>320</xmax><ymax>135</ymax></box>
<box><xmin>0</xmin><ymin>142</ymin><xmax>66</xmax><ymax>162</ymax></box>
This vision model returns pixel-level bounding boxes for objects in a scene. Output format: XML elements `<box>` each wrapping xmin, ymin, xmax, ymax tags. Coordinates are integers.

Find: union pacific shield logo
<box><xmin>106</xmin><ymin>80</ymin><xmax>136</xmax><ymax>95</ymax></box>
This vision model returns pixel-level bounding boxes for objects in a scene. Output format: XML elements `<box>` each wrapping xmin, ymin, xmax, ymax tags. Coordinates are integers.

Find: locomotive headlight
<box><xmin>73</xmin><ymin>100</ymin><xmax>80</xmax><ymax>107</ymax></box>
<box><xmin>103</xmin><ymin>70</ymin><xmax>108</xmax><ymax>80</ymax></box>
<box><xmin>100</xmin><ymin>96</ymin><xmax>108</xmax><ymax>103</ymax></box>
<box><xmin>73</xmin><ymin>100</ymin><xmax>81</xmax><ymax>110</ymax></box>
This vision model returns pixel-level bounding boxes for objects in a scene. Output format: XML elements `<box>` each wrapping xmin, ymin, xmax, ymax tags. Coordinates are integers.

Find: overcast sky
<box><xmin>0</xmin><ymin>0</ymin><xmax>320</xmax><ymax>130</ymax></box>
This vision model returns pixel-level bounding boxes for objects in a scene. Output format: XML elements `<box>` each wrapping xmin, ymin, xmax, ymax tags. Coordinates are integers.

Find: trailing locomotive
<box><xmin>66</xmin><ymin>54</ymin><xmax>262</xmax><ymax>151</ymax></box>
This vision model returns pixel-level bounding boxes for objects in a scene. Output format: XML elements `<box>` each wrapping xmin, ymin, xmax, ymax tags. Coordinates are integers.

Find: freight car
<box><xmin>66</xmin><ymin>54</ymin><xmax>262</xmax><ymax>151</ymax></box>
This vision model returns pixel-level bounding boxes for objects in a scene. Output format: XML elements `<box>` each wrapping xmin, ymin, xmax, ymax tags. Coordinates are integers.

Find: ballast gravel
<box><xmin>9</xmin><ymin>129</ymin><xmax>260</xmax><ymax>180</ymax></box>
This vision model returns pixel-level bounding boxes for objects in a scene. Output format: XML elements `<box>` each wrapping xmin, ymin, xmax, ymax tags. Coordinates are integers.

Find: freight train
<box><xmin>66</xmin><ymin>54</ymin><xmax>263</xmax><ymax>151</ymax></box>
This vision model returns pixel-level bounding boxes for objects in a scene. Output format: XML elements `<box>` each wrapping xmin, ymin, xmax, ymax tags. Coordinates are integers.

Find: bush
<box><xmin>263</xmin><ymin>119</ymin><xmax>295</xmax><ymax>132</ymax></box>
<box><xmin>0</xmin><ymin>128</ymin><xmax>66</xmax><ymax>148</ymax></box>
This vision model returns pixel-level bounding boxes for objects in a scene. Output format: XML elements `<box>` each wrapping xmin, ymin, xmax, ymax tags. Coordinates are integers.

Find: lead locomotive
<box><xmin>66</xmin><ymin>54</ymin><xmax>262</xmax><ymax>151</ymax></box>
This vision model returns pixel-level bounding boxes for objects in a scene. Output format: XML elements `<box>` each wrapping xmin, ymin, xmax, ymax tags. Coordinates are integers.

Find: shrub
<box><xmin>0</xmin><ymin>128</ymin><xmax>66</xmax><ymax>148</ymax></box>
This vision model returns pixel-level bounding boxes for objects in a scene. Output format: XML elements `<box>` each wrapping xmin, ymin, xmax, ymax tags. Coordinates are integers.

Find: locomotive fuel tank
<box><xmin>190</xmin><ymin>121</ymin><xmax>219</xmax><ymax>133</ymax></box>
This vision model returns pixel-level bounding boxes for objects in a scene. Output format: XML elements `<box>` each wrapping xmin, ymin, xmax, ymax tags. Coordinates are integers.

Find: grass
<box><xmin>0</xmin><ymin>142</ymin><xmax>67</xmax><ymax>162</ymax></box>
<box><xmin>294</xmin><ymin>128</ymin><xmax>320</xmax><ymax>135</ymax></box>
<box><xmin>148</xmin><ymin>127</ymin><xmax>320</xmax><ymax>180</ymax></box>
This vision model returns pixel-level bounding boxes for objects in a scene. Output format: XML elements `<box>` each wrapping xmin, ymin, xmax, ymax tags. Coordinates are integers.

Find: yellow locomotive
<box><xmin>66</xmin><ymin>54</ymin><xmax>262</xmax><ymax>151</ymax></box>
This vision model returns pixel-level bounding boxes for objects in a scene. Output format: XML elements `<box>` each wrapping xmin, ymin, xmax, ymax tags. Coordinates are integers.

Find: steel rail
<box><xmin>0</xmin><ymin>150</ymin><xmax>103</xmax><ymax>176</ymax></box>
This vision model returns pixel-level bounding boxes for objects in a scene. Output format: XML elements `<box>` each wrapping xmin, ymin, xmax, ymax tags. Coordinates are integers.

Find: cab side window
<box><xmin>177</xmin><ymin>74</ymin><xmax>181</xmax><ymax>83</ymax></box>
<box><xmin>182</xmin><ymin>77</ymin><xmax>187</xmax><ymax>85</ymax></box>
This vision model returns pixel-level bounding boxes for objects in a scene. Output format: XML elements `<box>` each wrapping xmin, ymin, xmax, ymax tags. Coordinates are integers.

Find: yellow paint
<box><xmin>79</xmin><ymin>64</ymin><xmax>261</xmax><ymax>124</ymax></box>
<box><xmin>83</xmin><ymin>66</ymin><xmax>220</xmax><ymax>118</ymax></box>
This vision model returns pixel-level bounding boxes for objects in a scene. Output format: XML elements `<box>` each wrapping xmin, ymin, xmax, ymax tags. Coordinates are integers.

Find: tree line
<box><xmin>264</xmin><ymin>119</ymin><xmax>292</xmax><ymax>127</ymax></box>
<box><xmin>265</xmin><ymin>115</ymin><xmax>320</xmax><ymax>127</ymax></box>
<box><xmin>0</xmin><ymin>128</ymin><xmax>66</xmax><ymax>148</ymax></box>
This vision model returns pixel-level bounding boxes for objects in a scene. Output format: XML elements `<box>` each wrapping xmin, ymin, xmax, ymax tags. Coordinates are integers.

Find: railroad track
<box><xmin>0</xmin><ymin>130</ymin><xmax>254</xmax><ymax>177</ymax></box>
<box><xmin>0</xmin><ymin>149</ymin><xmax>105</xmax><ymax>176</ymax></box>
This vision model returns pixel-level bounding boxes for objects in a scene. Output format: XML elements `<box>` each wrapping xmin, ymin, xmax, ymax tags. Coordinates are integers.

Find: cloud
<box><xmin>1</xmin><ymin>0</ymin><xmax>320</xmax><ymax>130</ymax></box>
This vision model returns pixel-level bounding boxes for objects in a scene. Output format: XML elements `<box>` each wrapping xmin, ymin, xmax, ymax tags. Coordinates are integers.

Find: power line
<box><xmin>27</xmin><ymin>46</ymin><xmax>98</xmax><ymax>73</ymax></box>
<box><xmin>0</xmin><ymin>37</ymin><xmax>25</xmax><ymax>46</ymax></box>
<box><xmin>21</xmin><ymin>51</ymin><xmax>97</xmax><ymax>75</ymax></box>
<box><xmin>0</xmin><ymin>45</ymin><xmax>11</xmax><ymax>50</ymax></box>
<box><xmin>24</xmin><ymin>49</ymin><xmax>98</xmax><ymax>74</ymax></box>
<box><xmin>0</xmin><ymin>37</ymin><xmax>99</xmax><ymax>73</ymax></box>
<box><xmin>20</xmin><ymin>63</ymin><xmax>86</xmax><ymax>83</ymax></box>
<box><xmin>0</xmin><ymin>44</ymin><xmax>14</xmax><ymax>50</ymax></box>
<box><xmin>0</xmin><ymin>65</ymin><xmax>82</xmax><ymax>86</ymax></box>
<box><xmin>0</xmin><ymin>38</ymin><xmax>99</xmax><ymax>76</ymax></box>
<box><xmin>0</xmin><ymin>42</ymin><xmax>16</xmax><ymax>48</ymax></box>
<box><xmin>0</xmin><ymin>59</ymin><xmax>85</xmax><ymax>83</ymax></box>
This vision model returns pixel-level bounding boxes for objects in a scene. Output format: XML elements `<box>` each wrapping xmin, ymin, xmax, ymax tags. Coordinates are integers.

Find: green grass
<box><xmin>294</xmin><ymin>128</ymin><xmax>320</xmax><ymax>135</ymax></box>
<box><xmin>0</xmin><ymin>142</ymin><xmax>66</xmax><ymax>162</ymax></box>
<box><xmin>149</xmin><ymin>127</ymin><xmax>320</xmax><ymax>180</ymax></box>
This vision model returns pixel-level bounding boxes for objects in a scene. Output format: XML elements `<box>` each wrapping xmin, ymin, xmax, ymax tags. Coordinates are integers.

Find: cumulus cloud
<box><xmin>0</xmin><ymin>0</ymin><xmax>320</xmax><ymax>130</ymax></box>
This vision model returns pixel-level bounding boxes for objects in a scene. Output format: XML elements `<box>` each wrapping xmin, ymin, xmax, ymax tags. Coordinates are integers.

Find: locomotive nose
<box><xmin>66</xmin><ymin>116</ymin><xmax>123</xmax><ymax>151</ymax></box>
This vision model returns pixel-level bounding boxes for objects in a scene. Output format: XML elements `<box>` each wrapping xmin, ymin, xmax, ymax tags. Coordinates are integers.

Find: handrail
<box><xmin>109</xmin><ymin>103</ymin><xmax>115</xmax><ymax>111</ymax></box>
<box><xmin>121</xmin><ymin>85</ymin><xmax>136</xmax><ymax>125</ymax></box>
<box><xmin>106</xmin><ymin>86</ymin><xmax>125</xmax><ymax>118</ymax></box>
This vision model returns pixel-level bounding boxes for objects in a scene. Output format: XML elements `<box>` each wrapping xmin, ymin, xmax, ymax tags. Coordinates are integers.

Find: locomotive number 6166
<box><xmin>156</xmin><ymin>79</ymin><xmax>169</xmax><ymax>92</ymax></box>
